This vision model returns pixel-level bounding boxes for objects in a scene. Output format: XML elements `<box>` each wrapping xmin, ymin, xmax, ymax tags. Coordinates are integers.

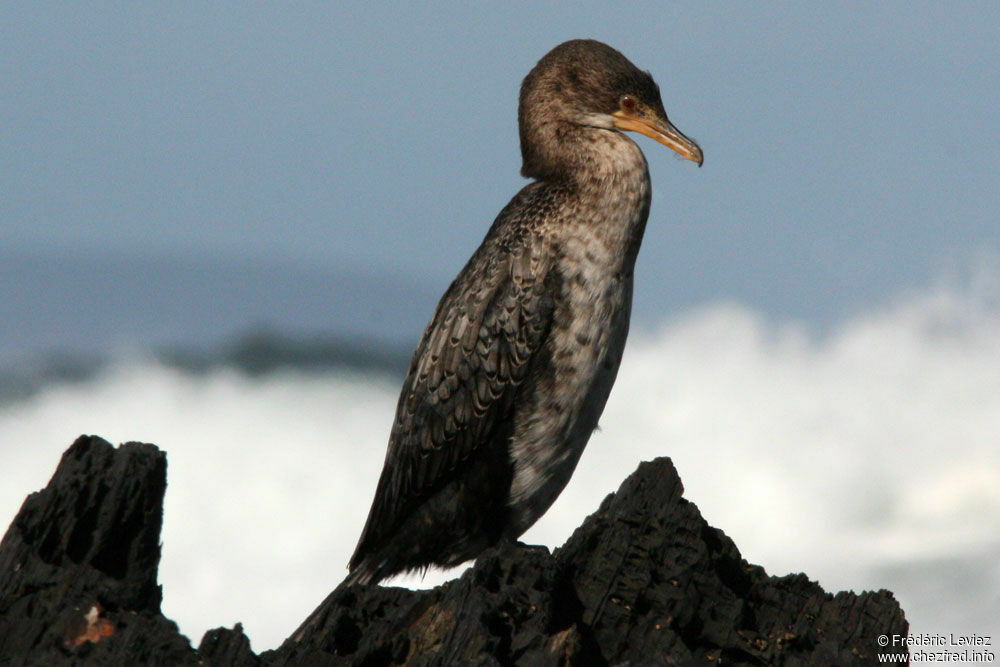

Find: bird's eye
<box><xmin>620</xmin><ymin>95</ymin><xmax>637</xmax><ymax>112</ymax></box>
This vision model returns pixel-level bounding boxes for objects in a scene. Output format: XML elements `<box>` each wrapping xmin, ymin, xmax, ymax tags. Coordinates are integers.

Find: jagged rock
<box><xmin>199</xmin><ymin>624</ymin><xmax>261</xmax><ymax>666</ymax></box>
<box><xmin>0</xmin><ymin>436</ymin><xmax>909</xmax><ymax>665</ymax></box>
<box><xmin>0</xmin><ymin>435</ymin><xmax>198</xmax><ymax>665</ymax></box>
<box><xmin>267</xmin><ymin>459</ymin><xmax>909</xmax><ymax>666</ymax></box>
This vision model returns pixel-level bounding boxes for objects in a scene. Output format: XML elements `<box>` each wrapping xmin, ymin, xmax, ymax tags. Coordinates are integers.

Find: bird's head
<box><xmin>519</xmin><ymin>39</ymin><xmax>703</xmax><ymax>179</ymax></box>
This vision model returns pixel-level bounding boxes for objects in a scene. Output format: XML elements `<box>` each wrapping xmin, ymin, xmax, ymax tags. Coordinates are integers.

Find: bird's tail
<box><xmin>342</xmin><ymin>566</ymin><xmax>373</xmax><ymax>587</ymax></box>
<box><xmin>343</xmin><ymin>555</ymin><xmax>391</xmax><ymax>587</ymax></box>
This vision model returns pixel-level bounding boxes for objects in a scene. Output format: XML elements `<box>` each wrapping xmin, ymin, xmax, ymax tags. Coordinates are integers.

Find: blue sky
<box><xmin>4</xmin><ymin>3</ymin><xmax>999</xmax><ymax>327</ymax></box>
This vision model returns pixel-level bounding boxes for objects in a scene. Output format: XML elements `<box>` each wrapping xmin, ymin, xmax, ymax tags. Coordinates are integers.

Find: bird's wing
<box><xmin>351</xmin><ymin>234</ymin><xmax>555</xmax><ymax>562</ymax></box>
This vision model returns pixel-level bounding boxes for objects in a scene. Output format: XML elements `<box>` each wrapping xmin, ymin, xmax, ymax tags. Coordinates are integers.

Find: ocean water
<box><xmin>1</xmin><ymin>260</ymin><xmax>998</xmax><ymax>652</ymax></box>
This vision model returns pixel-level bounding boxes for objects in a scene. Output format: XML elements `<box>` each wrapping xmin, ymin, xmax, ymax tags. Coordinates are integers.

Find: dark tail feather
<box><xmin>343</xmin><ymin>566</ymin><xmax>373</xmax><ymax>587</ymax></box>
<box><xmin>344</xmin><ymin>554</ymin><xmax>389</xmax><ymax>586</ymax></box>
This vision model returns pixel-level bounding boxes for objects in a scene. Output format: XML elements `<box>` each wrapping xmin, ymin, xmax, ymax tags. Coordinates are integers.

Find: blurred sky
<box><xmin>4</xmin><ymin>2</ymin><xmax>998</xmax><ymax>334</ymax></box>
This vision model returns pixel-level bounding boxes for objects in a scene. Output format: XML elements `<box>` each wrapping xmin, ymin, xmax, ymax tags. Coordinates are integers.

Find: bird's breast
<box><xmin>504</xmin><ymin>168</ymin><xmax>649</xmax><ymax>536</ymax></box>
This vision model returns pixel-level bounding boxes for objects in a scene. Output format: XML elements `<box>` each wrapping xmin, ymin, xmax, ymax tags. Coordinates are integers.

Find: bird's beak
<box><xmin>613</xmin><ymin>109</ymin><xmax>703</xmax><ymax>167</ymax></box>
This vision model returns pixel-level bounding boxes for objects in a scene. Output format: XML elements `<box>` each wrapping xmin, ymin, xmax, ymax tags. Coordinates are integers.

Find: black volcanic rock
<box><xmin>269</xmin><ymin>459</ymin><xmax>909</xmax><ymax>666</ymax></box>
<box><xmin>0</xmin><ymin>436</ymin><xmax>909</xmax><ymax>665</ymax></box>
<box><xmin>0</xmin><ymin>435</ymin><xmax>198</xmax><ymax>665</ymax></box>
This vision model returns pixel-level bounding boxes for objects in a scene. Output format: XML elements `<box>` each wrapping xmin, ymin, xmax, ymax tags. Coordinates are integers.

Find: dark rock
<box><xmin>552</xmin><ymin>460</ymin><xmax>909</xmax><ymax>664</ymax></box>
<box><xmin>0</xmin><ymin>435</ymin><xmax>198</xmax><ymax>665</ymax></box>
<box><xmin>199</xmin><ymin>624</ymin><xmax>261</xmax><ymax>666</ymax></box>
<box><xmin>267</xmin><ymin>459</ymin><xmax>909</xmax><ymax>666</ymax></box>
<box><xmin>0</xmin><ymin>437</ymin><xmax>909</xmax><ymax>665</ymax></box>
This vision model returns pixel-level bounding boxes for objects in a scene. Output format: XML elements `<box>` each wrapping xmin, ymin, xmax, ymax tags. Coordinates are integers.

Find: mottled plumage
<box><xmin>347</xmin><ymin>39</ymin><xmax>702</xmax><ymax>585</ymax></box>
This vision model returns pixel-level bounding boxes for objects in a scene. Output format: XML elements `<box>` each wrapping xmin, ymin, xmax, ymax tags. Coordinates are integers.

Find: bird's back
<box><xmin>347</xmin><ymin>182</ymin><xmax>560</xmax><ymax>584</ymax></box>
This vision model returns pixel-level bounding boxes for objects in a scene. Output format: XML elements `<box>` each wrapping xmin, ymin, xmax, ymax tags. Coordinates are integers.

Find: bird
<box><xmin>347</xmin><ymin>39</ymin><xmax>702</xmax><ymax>585</ymax></box>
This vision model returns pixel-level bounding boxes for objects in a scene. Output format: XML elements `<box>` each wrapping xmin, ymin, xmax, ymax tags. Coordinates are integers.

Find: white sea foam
<box><xmin>1</xmin><ymin>276</ymin><xmax>998</xmax><ymax>650</ymax></box>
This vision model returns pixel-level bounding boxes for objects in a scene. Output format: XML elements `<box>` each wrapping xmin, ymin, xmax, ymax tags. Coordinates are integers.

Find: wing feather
<box><xmin>350</xmin><ymin>236</ymin><xmax>553</xmax><ymax>565</ymax></box>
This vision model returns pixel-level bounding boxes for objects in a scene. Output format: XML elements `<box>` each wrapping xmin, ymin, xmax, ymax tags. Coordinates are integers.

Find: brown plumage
<box><xmin>347</xmin><ymin>39</ymin><xmax>702</xmax><ymax>585</ymax></box>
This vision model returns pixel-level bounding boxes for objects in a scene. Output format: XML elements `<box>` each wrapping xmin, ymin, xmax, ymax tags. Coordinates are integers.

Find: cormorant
<box><xmin>347</xmin><ymin>39</ymin><xmax>702</xmax><ymax>585</ymax></box>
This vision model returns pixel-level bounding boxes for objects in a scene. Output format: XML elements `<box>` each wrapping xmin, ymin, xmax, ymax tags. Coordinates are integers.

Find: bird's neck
<box><xmin>572</xmin><ymin>128</ymin><xmax>651</xmax><ymax>198</ymax></box>
<box><xmin>541</xmin><ymin>128</ymin><xmax>653</xmax><ymax>275</ymax></box>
